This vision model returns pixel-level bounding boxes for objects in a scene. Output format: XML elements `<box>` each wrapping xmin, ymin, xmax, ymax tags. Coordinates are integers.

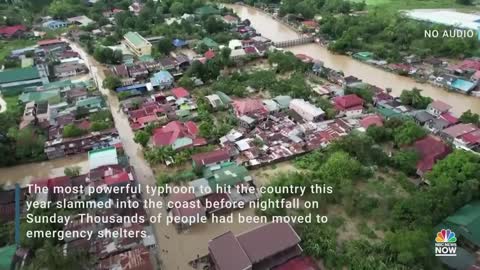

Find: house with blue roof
<box><xmin>172</xmin><ymin>38</ymin><xmax>187</xmax><ymax>48</ymax></box>
<box><xmin>42</xmin><ymin>20</ymin><xmax>68</xmax><ymax>30</ymax></box>
<box><xmin>150</xmin><ymin>71</ymin><xmax>174</xmax><ymax>89</ymax></box>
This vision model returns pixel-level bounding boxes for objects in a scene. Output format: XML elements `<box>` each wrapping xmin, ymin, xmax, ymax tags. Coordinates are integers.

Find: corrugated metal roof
<box><xmin>0</xmin><ymin>67</ymin><xmax>39</xmax><ymax>84</ymax></box>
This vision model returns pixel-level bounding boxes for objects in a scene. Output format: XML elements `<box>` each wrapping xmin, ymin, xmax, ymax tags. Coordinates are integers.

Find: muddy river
<box><xmin>228</xmin><ymin>4</ymin><xmax>480</xmax><ymax>116</ymax></box>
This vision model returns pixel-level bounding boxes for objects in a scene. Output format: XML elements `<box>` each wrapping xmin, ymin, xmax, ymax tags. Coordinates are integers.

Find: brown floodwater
<box><xmin>228</xmin><ymin>4</ymin><xmax>480</xmax><ymax>116</ymax></box>
<box><xmin>0</xmin><ymin>154</ymin><xmax>88</xmax><ymax>188</ymax></box>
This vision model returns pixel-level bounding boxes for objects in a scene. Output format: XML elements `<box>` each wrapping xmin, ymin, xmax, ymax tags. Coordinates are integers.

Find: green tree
<box><xmin>392</xmin><ymin>149</ymin><xmax>419</xmax><ymax>175</ymax></box>
<box><xmin>178</xmin><ymin>75</ymin><xmax>195</xmax><ymax>89</ymax></box>
<box><xmin>393</xmin><ymin>121</ymin><xmax>427</xmax><ymax>146</ymax></box>
<box><xmin>134</xmin><ymin>130</ymin><xmax>150</xmax><ymax>147</ymax></box>
<box><xmin>170</xmin><ymin>1</ymin><xmax>186</xmax><ymax>16</ymax></box>
<box><xmin>385</xmin><ymin>229</ymin><xmax>430</xmax><ymax>266</ymax></box>
<box><xmin>64</xmin><ymin>166</ymin><xmax>81</xmax><ymax>177</ymax></box>
<box><xmin>102</xmin><ymin>75</ymin><xmax>122</xmax><ymax>91</ymax></box>
<box><xmin>366</xmin><ymin>125</ymin><xmax>392</xmax><ymax>143</ymax></box>
<box><xmin>459</xmin><ymin>109</ymin><xmax>480</xmax><ymax>125</ymax></box>
<box><xmin>157</xmin><ymin>38</ymin><xmax>175</xmax><ymax>55</ymax></box>
<box><xmin>62</xmin><ymin>124</ymin><xmax>86</xmax><ymax>138</ymax></box>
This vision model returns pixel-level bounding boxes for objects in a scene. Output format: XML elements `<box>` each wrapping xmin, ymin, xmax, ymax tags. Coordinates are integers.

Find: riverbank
<box><xmin>228</xmin><ymin>4</ymin><xmax>480</xmax><ymax>115</ymax></box>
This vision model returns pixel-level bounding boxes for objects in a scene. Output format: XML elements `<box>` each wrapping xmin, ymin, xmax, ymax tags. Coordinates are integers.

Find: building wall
<box><xmin>123</xmin><ymin>39</ymin><xmax>152</xmax><ymax>57</ymax></box>
<box><xmin>345</xmin><ymin>109</ymin><xmax>363</xmax><ymax>118</ymax></box>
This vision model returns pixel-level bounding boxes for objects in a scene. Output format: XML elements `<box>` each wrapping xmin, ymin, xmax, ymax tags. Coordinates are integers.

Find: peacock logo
<box><xmin>435</xmin><ymin>229</ymin><xmax>457</xmax><ymax>243</ymax></box>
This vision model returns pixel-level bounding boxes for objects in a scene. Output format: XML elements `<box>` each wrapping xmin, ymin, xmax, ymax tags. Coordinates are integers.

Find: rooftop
<box><xmin>0</xmin><ymin>66</ymin><xmax>40</xmax><ymax>84</ymax></box>
<box><xmin>442</xmin><ymin>201</ymin><xmax>480</xmax><ymax>246</ymax></box>
<box><xmin>88</xmin><ymin>146</ymin><xmax>119</xmax><ymax>170</ymax></box>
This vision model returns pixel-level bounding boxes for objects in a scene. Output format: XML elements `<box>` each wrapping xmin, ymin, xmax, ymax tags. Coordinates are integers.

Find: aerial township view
<box><xmin>1</xmin><ymin>0</ymin><xmax>480</xmax><ymax>269</ymax></box>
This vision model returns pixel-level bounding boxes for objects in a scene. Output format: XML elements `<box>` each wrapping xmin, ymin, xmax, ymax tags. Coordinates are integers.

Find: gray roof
<box><xmin>414</xmin><ymin>110</ymin><xmax>435</xmax><ymax>123</ymax></box>
<box><xmin>430</xmin><ymin>118</ymin><xmax>450</xmax><ymax>130</ymax></box>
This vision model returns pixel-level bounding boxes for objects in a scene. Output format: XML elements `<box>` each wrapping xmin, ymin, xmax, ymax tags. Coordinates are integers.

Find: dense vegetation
<box><xmin>0</xmin><ymin>98</ymin><xmax>46</xmax><ymax>166</ymax></box>
<box><xmin>321</xmin><ymin>11</ymin><xmax>479</xmax><ymax>60</ymax></box>
<box><xmin>259</xmin><ymin>126</ymin><xmax>480</xmax><ymax>269</ymax></box>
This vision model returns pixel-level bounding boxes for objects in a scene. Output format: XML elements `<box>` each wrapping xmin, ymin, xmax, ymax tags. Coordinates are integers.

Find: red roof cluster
<box><xmin>333</xmin><ymin>94</ymin><xmax>364</xmax><ymax>111</ymax></box>
<box><xmin>414</xmin><ymin>135</ymin><xmax>451</xmax><ymax>175</ymax></box>
<box><xmin>0</xmin><ymin>25</ymin><xmax>26</xmax><ymax>38</ymax></box>
<box><xmin>454</xmin><ymin>59</ymin><xmax>480</xmax><ymax>71</ymax></box>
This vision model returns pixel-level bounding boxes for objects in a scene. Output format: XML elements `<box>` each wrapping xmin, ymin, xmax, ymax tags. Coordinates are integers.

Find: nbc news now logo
<box><xmin>435</xmin><ymin>229</ymin><xmax>457</xmax><ymax>257</ymax></box>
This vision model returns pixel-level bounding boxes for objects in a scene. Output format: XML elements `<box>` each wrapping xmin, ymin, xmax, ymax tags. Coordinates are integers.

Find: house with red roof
<box><xmin>441</xmin><ymin>123</ymin><xmax>478</xmax><ymax>141</ymax></box>
<box><xmin>170</xmin><ymin>87</ymin><xmax>189</xmax><ymax>99</ymax></box>
<box><xmin>453</xmin><ymin>59</ymin><xmax>480</xmax><ymax>72</ymax></box>
<box><xmin>232</xmin><ymin>98</ymin><xmax>267</xmax><ymax>118</ymax></box>
<box><xmin>37</xmin><ymin>39</ymin><xmax>67</xmax><ymax>50</ymax></box>
<box><xmin>152</xmin><ymin>120</ymin><xmax>206</xmax><ymax>150</ymax></box>
<box><xmin>302</xmin><ymin>20</ymin><xmax>318</xmax><ymax>30</ymax></box>
<box><xmin>453</xmin><ymin>129</ymin><xmax>480</xmax><ymax>151</ymax></box>
<box><xmin>204</xmin><ymin>50</ymin><xmax>216</xmax><ymax>60</ymax></box>
<box><xmin>439</xmin><ymin>112</ymin><xmax>459</xmax><ymax>125</ymax></box>
<box><xmin>360</xmin><ymin>114</ymin><xmax>383</xmax><ymax>129</ymax></box>
<box><xmin>414</xmin><ymin>135</ymin><xmax>451</xmax><ymax>177</ymax></box>
<box><xmin>0</xmin><ymin>25</ymin><xmax>27</xmax><ymax>38</ymax></box>
<box><xmin>427</xmin><ymin>100</ymin><xmax>452</xmax><ymax>117</ymax></box>
<box><xmin>104</xmin><ymin>171</ymin><xmax>133</xmax><ymax>186</ymax></box>
<box><xmin>191</xmin><ymin>148</ymin><xmax>230</xmax><ymax>170</ymax></box>
<box><xmin>333</xmin><ymin>94</ymin><xmax>364</xmax><ymax>117</ymax></box>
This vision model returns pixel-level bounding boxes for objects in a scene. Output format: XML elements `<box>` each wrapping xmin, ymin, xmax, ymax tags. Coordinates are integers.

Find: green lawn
<box><xmin>0</xmin><ymin>39</ymin><xmax>36</xmax><ymax>62</ymax></box>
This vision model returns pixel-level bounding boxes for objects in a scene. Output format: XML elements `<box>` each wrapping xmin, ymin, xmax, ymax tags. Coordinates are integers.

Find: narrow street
<box><xmin>66</xmin><ymin>40</ymin><xmax>261</xmax><ymax>270</ymax></box>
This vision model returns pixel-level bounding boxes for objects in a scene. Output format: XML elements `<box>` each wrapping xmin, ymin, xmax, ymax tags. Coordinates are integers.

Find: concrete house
<box><xmin>123</xmin><ymin>32</ymin><xmax>152</xmax><ymax>57</ymax></box>
<box><xmin>289</xmin><ymin>99</ymin><xmax>325</xmax><ymax>122</ymax></box>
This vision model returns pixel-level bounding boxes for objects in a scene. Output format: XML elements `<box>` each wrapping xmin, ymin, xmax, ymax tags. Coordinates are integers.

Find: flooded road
<box><xmin>229</xmin><ymin>4</ymin><xmax>480</xmax><ymax>115</ymax></box>
<box><xmin>0</xmin><ymin>154</ymin><xmax>88</xmax><ymax>188</ymax></box>
<box><xmin>67</xmin><ymin>40</ymin><xmax>265</xmax><ymax>270</ymax></box>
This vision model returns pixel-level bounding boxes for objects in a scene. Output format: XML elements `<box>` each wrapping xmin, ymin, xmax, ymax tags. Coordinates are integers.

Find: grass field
<box><xmin>350</xmin><ymin>0</ymin><xmax>480</xmax><ymax>11</ymax></box>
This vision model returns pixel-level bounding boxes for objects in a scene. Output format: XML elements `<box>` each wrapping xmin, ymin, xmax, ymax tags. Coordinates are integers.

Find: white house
<box><xmin>289</xmin><ymin>99</ymin><xmax>325</xmax><ymax>122</ymax></box>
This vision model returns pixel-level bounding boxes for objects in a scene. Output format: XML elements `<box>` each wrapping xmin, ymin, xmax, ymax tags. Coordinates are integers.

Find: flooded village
<box><xmin>1</xmin><ymin>1</ymin><xmax>480</xmax><ymax>270</ymax></box>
